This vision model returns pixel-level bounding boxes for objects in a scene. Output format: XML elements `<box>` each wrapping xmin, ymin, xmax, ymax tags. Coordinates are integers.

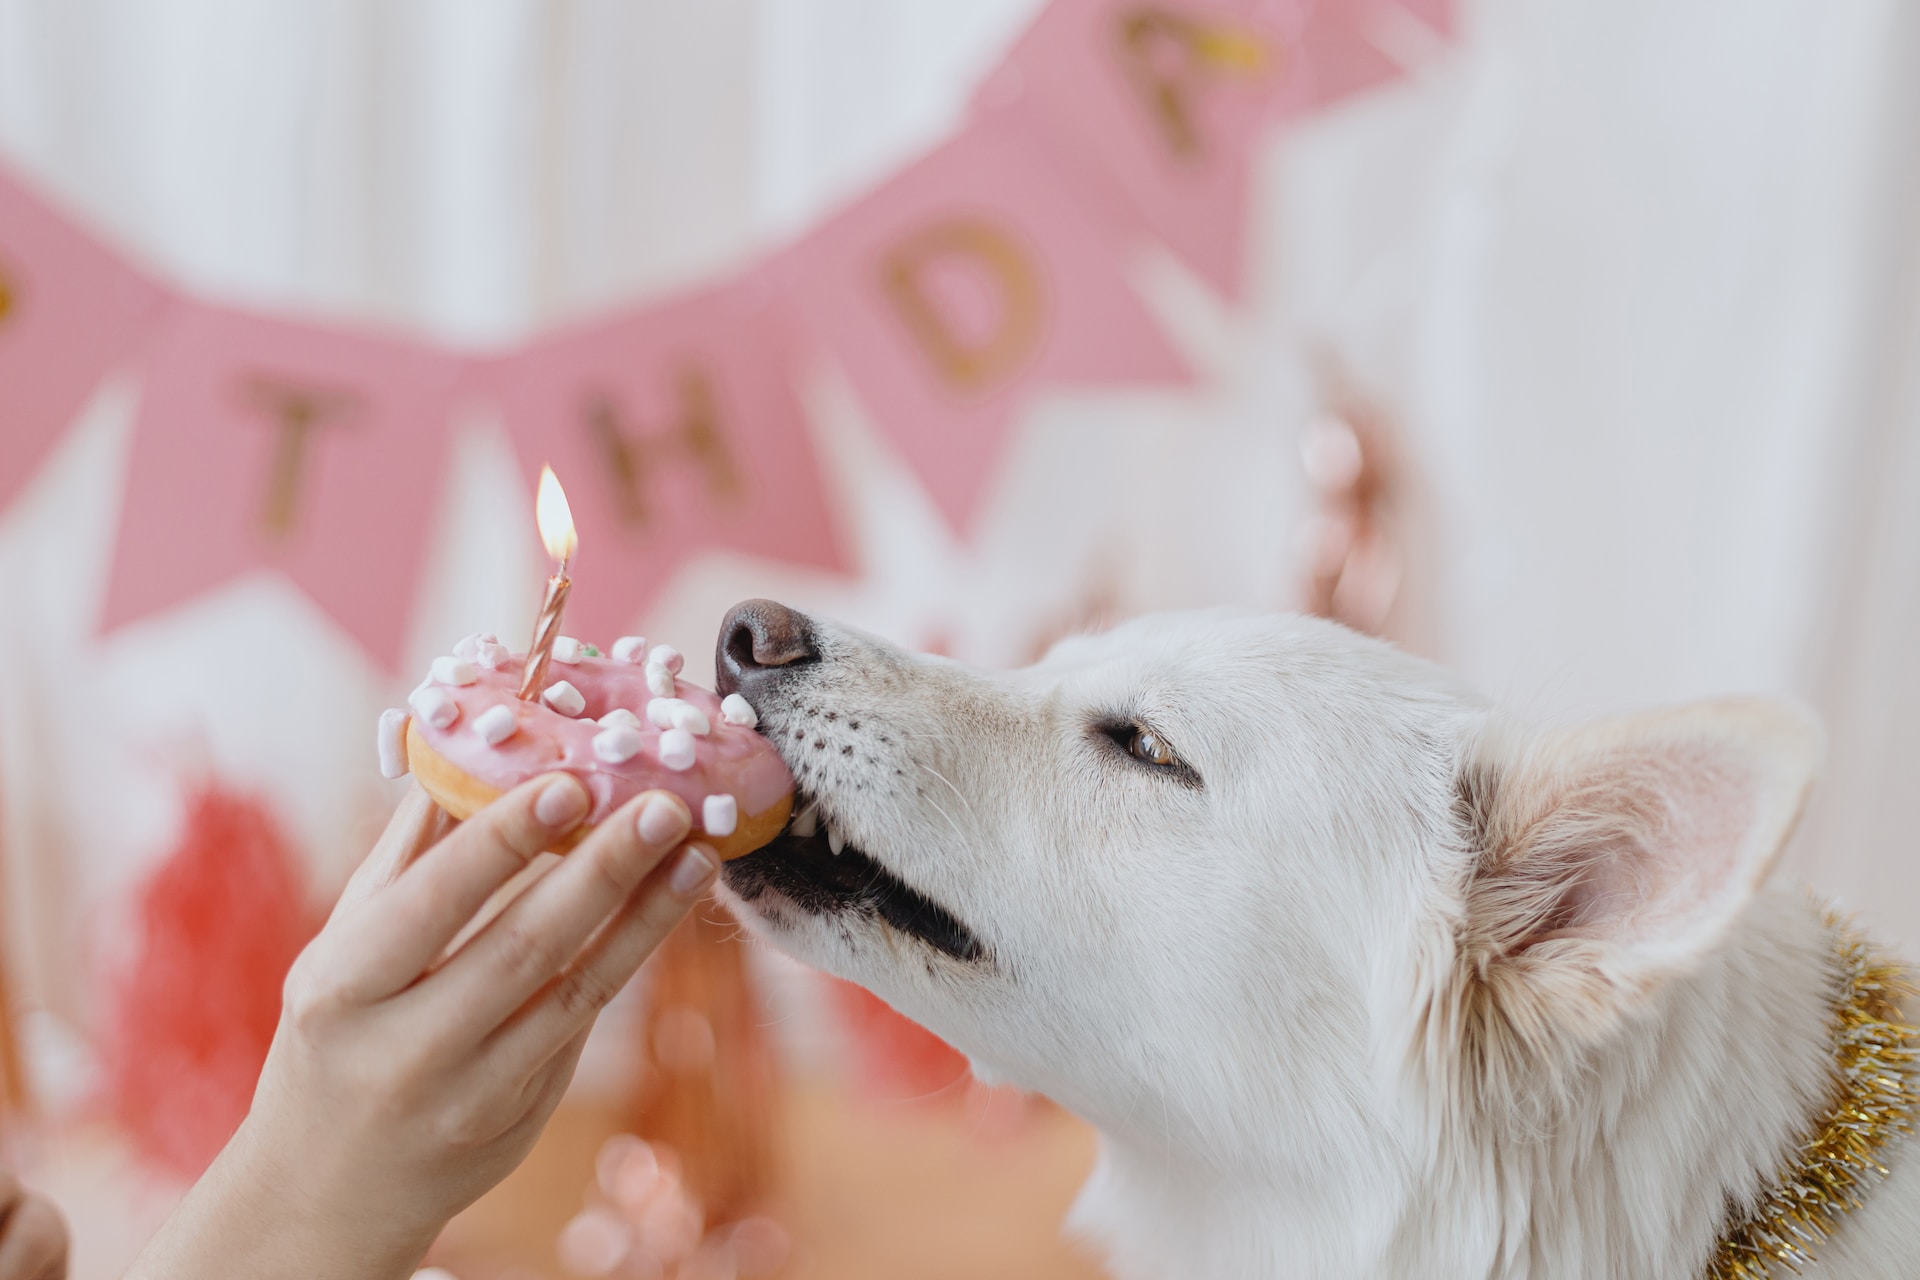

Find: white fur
<box><xmin>720</xmin><ymin>608</ymin><xmax>1917</xmax><ymax>1279</ymax></box>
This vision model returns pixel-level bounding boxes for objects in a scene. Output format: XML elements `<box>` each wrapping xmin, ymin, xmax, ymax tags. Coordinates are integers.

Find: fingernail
<box><xmin>535</xmin><ymin>775</ymin><xmax>589</xmax><ymax>829</ymax></box>
<box><xmin>667</xmin><ymin>845</ymin><xmax>720</xmax><ymax>899</ymax></box>
<box><xmin>637</xmin><ymin>793</ymin><xmax>691</xmax><ymax>847</ymax></box>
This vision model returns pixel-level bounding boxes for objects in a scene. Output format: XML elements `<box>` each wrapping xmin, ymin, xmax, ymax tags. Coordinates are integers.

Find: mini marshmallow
<box><xmin>543</xmin><ymin>680</ymin><xmax>586</xmax><ymax>717</ymax></box>
<box><xmin>657</xmin><ymin>728</ymin><xmax>697</xmax><ymax>771</ymax></box>
<box><xmin>431</xmin><ymin>656</ymin><xmax>478</xmax><ymax>686</ymax></box>
<box><xmin>452</xmin><ymin>633</ymin><xmax>483</xmax><ymax>660</ymax></box>
<box><xmin>719</xmin><ymin>693</ymin><xmax>758</xmax><ymax>728</ymax></box>
<box><xmin>670</xmin><ymin>703</ymin><xmax>711</xmax><ymax>736</ymax></box>
<box><xmin>592</xmin><ymin>725</ymin><xmax>645</xmax><ymax>764</ymax></box>
<box><xmin>646</xmin><ymin>644</ymin><xmax>684</xmax><ymax>675</ymax></box>
<box><xmin>408</xmin><ymin>685</ymin><xmax>459</xmax><ymax>730</ymax></box>
<box><xmin>702</xmin><ymin>794</ymin><xmax>737</xmax><ymax>837</ymax></box>
<box><xmin>474</xmin><ymin>641</ymin><xmax>510</xmax><ymax>669</ymax></box>
<box><xmin>611</xmin><ymin>635</ymin><xmax>648</xmax><ymax>663</ymax></box>
<box><xmin>475</xmin><ymin>704</ymin><xmax>518</xmax><ymax>745</ymax></box>
<box><xmin>646</xmin><ymin>664</ymin><xmax>676</xmax><ymax>698</ymax></box>
<box><xmin>377</xmin><ymin>708</ymin><xmax>410</xmax><ymax>778</ymax></box>
<box><xmin>552</xmin><ymin>636</ymin><xmax>585</xmax><ymax>664</ymax></box>
<box><xmin>646</xmin><ymin>698</ymin><xmax>687</xmax><ymax>729</ymax></box>
<box><xmin>599</xmin><ymin>707</ymin><xmax>644</xmax><ymax>731</ymax></box>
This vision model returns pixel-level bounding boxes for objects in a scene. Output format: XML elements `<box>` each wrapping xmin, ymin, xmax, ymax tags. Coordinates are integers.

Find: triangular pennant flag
<box><xmin>1289</xmin><ymin>0</ymin><xmax>1453</xmax><ymax>109</ymax></box>
<box><xmin>977</xmin><ymin>0</ymin><xmax>1311</xmax><ymax>300</ymax></box>
<box><xmin>485</xmin><ymin>277</ymin><xmax>846</xmax><ymax>645</ymax></box>
<box><xmin>0</xmin><ymin>164</ymin><xmax>167</xmax><ymax>512</ymax></box>
<box><xmin>783</xmin><ymin>119</ymin><xmax>1191</xmax><ymax>532</ymax></box>
<box><xmin>101</xmin><ymin>302</ymin><xmax>465</xmax><ymax>670</ymax></box>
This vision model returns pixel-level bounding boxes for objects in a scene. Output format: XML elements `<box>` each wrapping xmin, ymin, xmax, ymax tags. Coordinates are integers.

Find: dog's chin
<box><xmin>723</xmin><ymin>790</ymin><xmax>987</xmax><ymax>964</ymax></box>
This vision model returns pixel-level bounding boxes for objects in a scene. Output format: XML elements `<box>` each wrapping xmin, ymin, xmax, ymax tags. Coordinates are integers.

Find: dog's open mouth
<box><xmin>725</xmin><ymin>792</ymin><xmax>987</xmax><ymax>963</ymax></box>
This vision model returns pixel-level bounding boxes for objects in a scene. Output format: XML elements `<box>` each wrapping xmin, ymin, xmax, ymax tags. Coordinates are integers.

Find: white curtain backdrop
<box><xmin>1269</xmin><ymin>0</ymin><xmax>1920</xmax><ymax>945</ymax></box>
<box><xmin>0</xmin><ymin>4</ymin><xmax>1915</xmax><ymax>1269</ymax></box>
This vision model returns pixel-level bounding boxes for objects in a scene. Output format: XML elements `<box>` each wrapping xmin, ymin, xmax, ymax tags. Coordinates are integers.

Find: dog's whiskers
<box><xmin>914</xmin><ymin>758</ymin><xmax>976</xmax><ymax>834</ymax></box>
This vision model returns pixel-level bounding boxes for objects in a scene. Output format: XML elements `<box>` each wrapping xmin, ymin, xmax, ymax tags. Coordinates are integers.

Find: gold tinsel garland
<box><xmin>1706</xmin><ymin>915</ymin><xmax>1918</xmax><ymax>1279</ymax></box>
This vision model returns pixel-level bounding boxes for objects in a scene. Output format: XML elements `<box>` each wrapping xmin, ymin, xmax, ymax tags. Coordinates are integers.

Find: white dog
<box><xmin>713</xmin><ymin>601</ymin><xmax>1917</xmax><ymax>1279</ymax></box>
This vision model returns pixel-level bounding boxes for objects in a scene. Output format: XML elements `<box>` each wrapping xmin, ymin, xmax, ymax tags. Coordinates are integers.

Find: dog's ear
<box><xmin>1455</xmin><ymin>697</ymin><xmax>1821</xmax><ymax>1038</ymax></box>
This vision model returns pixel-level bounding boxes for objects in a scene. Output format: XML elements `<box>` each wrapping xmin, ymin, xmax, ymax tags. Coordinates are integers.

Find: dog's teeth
<box><xmin>790</xmin><ymin>804</ymin><xmax>818</xmax><ymax>839</ymax></box>
<box><xmin>827</xmin><ymin>822</ymin><xmax>846</xmax><ymax>856</ymax></box>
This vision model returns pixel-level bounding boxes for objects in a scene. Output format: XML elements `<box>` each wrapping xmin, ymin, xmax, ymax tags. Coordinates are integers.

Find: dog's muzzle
<box><xmin>713</xmin><ymin>600</ymin><xmax>988</xmax><ymax>965</ymax></box>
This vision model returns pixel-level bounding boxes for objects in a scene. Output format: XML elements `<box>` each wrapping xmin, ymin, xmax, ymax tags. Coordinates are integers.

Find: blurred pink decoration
<box><xmin>1297</xmin><ymin>375</ymin><xmax>1402</xmax><ymax>636</ymax></box>
<box><xmin>558</xmin><ymin>899</ymin><xmax>793</xmax><ymax>1279</ymax></box>
<box><xmin>624</xmin><ymin>903</ymin><xmax>778</xmax><ymax>1257</ymax></box>
<box><xmin>0</xmin><ymin>166</ymin><xmax>166</xmax><ymax>510</ymax></box>
<box><xmin>99</xmin><ymin>302</ymin><xmax>466</xmax><ymax>670</ymax></box>
<box><xmin>980</xmin><ymin>0</ymin><xmax>1310</xmax><ymax>299</ymax></box>
<box><xmin>97</xmin><ymin>782</ymin><xmax>316</xmax><ymax>1179</ymax></box>
<box><xmin>485</xmin><ymin>278</ymin><xmax>846</xmax><ymax>644</ymax></box>
<box><xmin>560</xmin><ymin>1134</ymin><xmax>791</xmax><ymax>1280</ymax></box>
<box><xmin>784</xmin><ymin>119</ymin><xmax>1192</xmax><ymax>531</ymax></box>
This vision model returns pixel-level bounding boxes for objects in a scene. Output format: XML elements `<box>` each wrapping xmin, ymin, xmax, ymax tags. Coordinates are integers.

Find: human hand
<box><xmin>0</xmin><ymin>1173</ymin><xmax>68</xmax><ymax>1280</ymax></box>
<box><xmin>126</xmin><ymin>775</ymin><xmax>717</xmax><ymax>1280</ymax></box>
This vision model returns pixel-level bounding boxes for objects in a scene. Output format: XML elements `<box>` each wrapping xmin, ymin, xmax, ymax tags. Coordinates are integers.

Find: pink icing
<box><xmin>411</xmin><ymin>651</ymin><xmax>791</xmax><ymax>832</ymax></box>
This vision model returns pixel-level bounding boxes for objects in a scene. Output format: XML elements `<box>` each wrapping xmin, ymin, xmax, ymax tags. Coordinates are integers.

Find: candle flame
<box><xmin>536</xmin><ymin>466</ymin><xmax>577</xmax><ymax>563</ymax></box>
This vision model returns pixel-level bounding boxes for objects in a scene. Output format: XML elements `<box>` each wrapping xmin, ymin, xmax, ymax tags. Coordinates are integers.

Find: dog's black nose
<box><xmin>715</xmin><ymin>599</ymin><xmax>817</xmax><ymax>701</ymax></box>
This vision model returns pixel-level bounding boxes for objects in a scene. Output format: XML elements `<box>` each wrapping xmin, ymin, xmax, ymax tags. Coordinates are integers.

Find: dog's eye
<box><xmin>1129</xmin><ymin>727</ymin><xmax>1175</xmax><ymax>767</ymax></box>
<box><xmin>1093</xmin><ymin>718</ymin><xmax>1198</xmax><ymax>785</ymax></box>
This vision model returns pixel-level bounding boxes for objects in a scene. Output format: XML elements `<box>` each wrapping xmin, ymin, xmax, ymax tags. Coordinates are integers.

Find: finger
<box><xmin>490</xmin><ymin>841</ymin><xmax>719</xmax><ymax>1078</ymax></box>
<box><xmin>424</xmin><ymin>791</ymin><xmax>694</xmax><ymax>1037</ymax></box>
<box><xmin>330</xmin><ymin>786</ymin><xmax>444</xmax><ymax>919</ymax></box>
<box><xmin>0</xmin><ymin>1191</ymin><xmax>69</xmax><ymax>1280</ymax></box>
<box><xmin>323</xmin><ymin>773</ymin><xmax>593</xmax><ymax>1001</ymax></box>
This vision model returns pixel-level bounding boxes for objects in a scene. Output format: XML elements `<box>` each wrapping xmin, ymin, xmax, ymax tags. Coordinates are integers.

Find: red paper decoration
<box><xmin>98</xmin><ymin>782</ymin><xmax>316</xmax><ymax>1179</ymax></box>
<box><xmin>829</xmin><ymin>979</ymin><xmax>972</xmax><ymax>1101</ymax></box>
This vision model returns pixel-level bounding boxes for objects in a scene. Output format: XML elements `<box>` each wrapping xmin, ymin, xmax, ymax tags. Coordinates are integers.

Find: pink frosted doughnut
<box><xmin>397</xmin><ymin>646</ymin><xmax>791</xmax><ymax>859</ymax></box>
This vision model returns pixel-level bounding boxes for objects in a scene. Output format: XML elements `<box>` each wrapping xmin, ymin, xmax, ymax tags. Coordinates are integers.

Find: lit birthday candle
<box><xmin>516</xmin><ymin>466</ymin><xmax>578</xmax><ymax>701</ymax></box>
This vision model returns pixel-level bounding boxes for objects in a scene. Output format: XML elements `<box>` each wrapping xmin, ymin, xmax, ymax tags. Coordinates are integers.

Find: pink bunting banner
<box><xmin>0</xmin><ymin>0</ymin><xmax>1450</xmax><ymax>670</ymax></box>
<box><xmin>101</xmin><ymin>303</ymin><xmax>466</xmax><ymax>670</ymax></box>
<box><xmin>782</xmin><ymin>119</ymin><xmax>1192</xmax><ymax>532</ymax></box>
<box><xmin>485</xmin><ymin>278</ymin><xmax>846</xmax><ymax>645</ymax></box>
<box><xmin>978</xmin><ymin>0</ymin><xmax>1312</xmax><ymax>299</ymax></box>
<box><xmin>0</xmin><ymin>168</ymin><xmax>166</xmax><ymax>511</ymax></box>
